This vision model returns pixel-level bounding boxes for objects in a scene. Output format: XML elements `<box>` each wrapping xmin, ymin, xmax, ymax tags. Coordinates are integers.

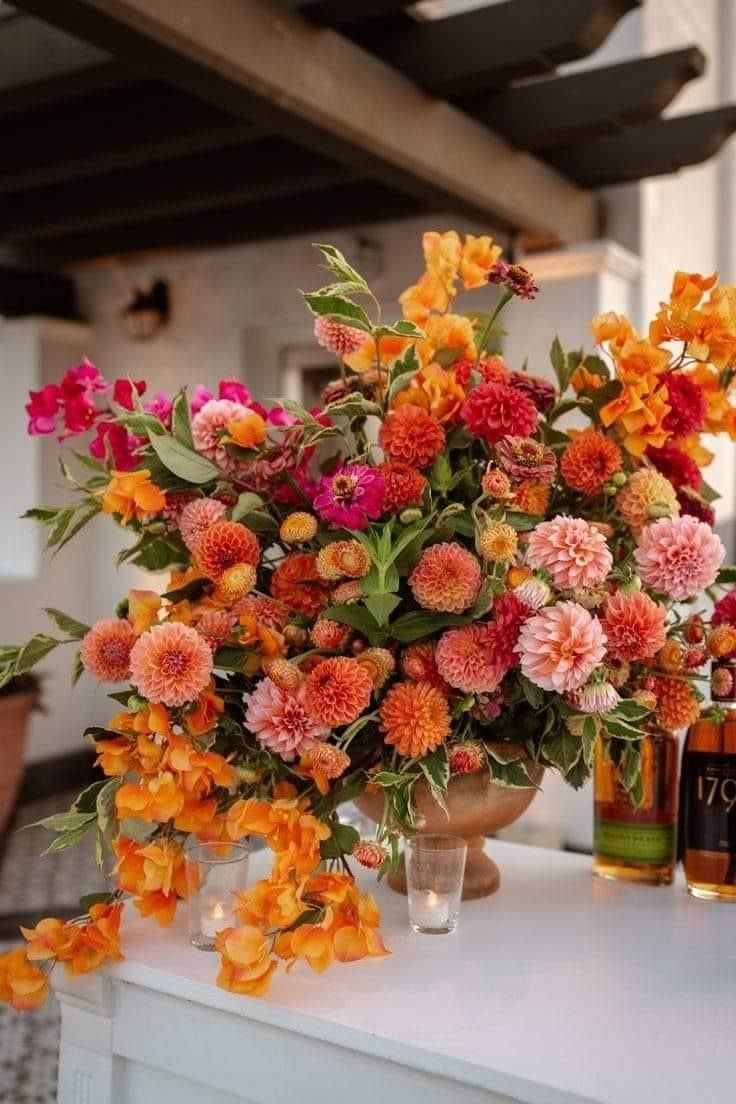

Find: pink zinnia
<box><xmin>80</xmin><ymin>618</ymin><xmax>137</xmax><ymax>683</ymax></box>
<box><xmin>409</xmin><ymin>542</ymin><xmax>481</xmax><ymax>613</ymax></box>
<box><xmin>600</xmin><ymin>591</ymin><xmax>667</xmax><ymax>662</ymax></box>
<box><xmin>245</xmin><ymin>677</ymin><xmax>329</xmax><ymax>761</ymax></box>
<box><xmin>496</xmin><ymin>436</ymin><xmax>556</xmax><ymax>484</ymax></box>
<box><xmin>436</xmin><ymin>625</ymin><xmax>503</xmax><ymax>693</ymax></box>
<box><xmin>518</xmin><ymin>602</ymin><xmax>607</xmax><ymax>693</ymax></box>
<box><xmin>461</xmin><ymin>381</ymin><xmax>538</xmax><ymax>445</ymax></box>
<box><xmin>191</xmin><ymin>398</ymin><xmax>253</xmax><ymax>473</ymax></box>
<box><xmin>178</xmin><ymin>497</ymin><xmax>227</xmax><ymax>552</ymax></box>
<box><xmin>313</xmin><ymin>465</ymin><xmax>384</xmax><ymax>530</ymax></box>
<box><xmin>129</xmin><ymin>622</ymin><xmax>213</xmax><ymax>706</ymax></box>
<box><xmin>526</xmin><ymin>516</ymin><xmax>612</xmax><ymax>590</ymax></box>
<box><xmin>634</xmin><ymin>515</ymin><xmax>724</xmax><ymax>601</ymax></box>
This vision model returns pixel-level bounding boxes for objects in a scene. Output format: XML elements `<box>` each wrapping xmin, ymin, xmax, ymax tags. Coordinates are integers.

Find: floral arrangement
<box><xmin>3</xmin><ymin>232</ymin><xmax>736</xmax><ymax>1011</ymax></box>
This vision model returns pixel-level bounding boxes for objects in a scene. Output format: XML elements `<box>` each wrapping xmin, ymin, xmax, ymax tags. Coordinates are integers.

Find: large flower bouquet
<box><xmin>4</xmin><ymin>231</ymin><xmax>736</xmax><ymax>1010</ymax></box>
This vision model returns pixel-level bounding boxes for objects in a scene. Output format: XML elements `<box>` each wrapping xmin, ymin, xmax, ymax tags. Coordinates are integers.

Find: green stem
<box><xmin>475</xmin><ymin>289</ymin><xmax>513</xmax><ymax>367</ymax></box>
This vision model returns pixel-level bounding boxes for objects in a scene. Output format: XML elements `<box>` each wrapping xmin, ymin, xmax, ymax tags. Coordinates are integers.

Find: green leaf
<box><xmin>364</xmin><ymin>592</ymin><xmax>401</xmax><ymax>626</ymax></box>
<box><xmin>117</xmin><ymin>818</ymin><xmax>157</xmax><ymax>843</ymax></box>
<box><xmin>149</xmin><ymin>435</ymin><xmax>219</xmax><ymax>485</ymax></box>
<box><xmin>371</xmin><ymin>770</ymin><xmax>411</xmax><ymax>787</ymax></box>
<box><xmin>79</xmin><ymin>892</ymin><xmax>117</xmax><ymax>912</ymax></box>
<box><xmin>418</xmin><ymin>746</ymin><xmax>450</xmax><ymax>812</ymax></box>
<box><xmin>313</xmin><ymin>243</ymin><xmax>368</xmax><ymax>289</ymax></box>
<box><xmin>302</xmin><ymin>292</ymin><xmax>372</xmax><ymax>333</ymax></box>
<box><xmin>550</xmin><ymin>336</ymin><xmax>569</xmax><ymax>393</ymax></box>
<box><xmin>488</xmin><ymin>757</ymin><xmax>534</xmax><ymax>788</ymax></box>
<box><xmin>162</xmin><ymin>576</ymin><xmax>208</xmax><ymax>604</ymax></box>
<box><xmin>716</xmin><ymin>566</ymin><xmax>736</xmax><ymax>585</ymax></box>
<box><xmin>46</xmin><ymin>506</ymin><xmax>76</xmax><ymax>548</ymax></box>
<box><xmin>390</xmin><ymin>610</ymin><xmax>475</xmax><ymax>644</ymax></box>
<box><xmin>41</xmin><ymin>823</ymin><xmax>95</xmax><ymax>856</ymax></box>
<box><xmin>505</xmin><ymin>510</ymin><xmax>544</xmax><ymax>531</ymax></box>
<box><xmin>541</xmin><ymin>729</ymin><xmax>582</xmax><ymax>774</ymax></box>
<box><xmin>608</xmin><ymin>699</ymin><xmax>650</xmax><ymax>722</ymax></box>
<box><xmin>71</xmin><ymin>651</ymin><xmax>84</xmax><ymax>687</ymax></box>
<box><xmin>70</xmin><ymin>449</ymin><xmax>108</xmax><ymax>475</ymax></box>
<box><xmin>231</xmin><ymin>492</ymin><xmax>266</xmax><ymax>522</ymax></box>
<box><xmin>44</xmin><ymin>608</ymin><xmax>90</xmax><ymax>639</ymax></box>
<box><xmin>323</xmin><ymin>393</ymin><xmax>381</xmax><ymax>419</ymax></box>
<box><xmin>429</xmin><ymin>453</ymin><xmax>452</xmax><ymax>493</ymax></box>
<box><xmin>587</xmin><ymin>378</ymin><xmax>623</xmax><ymax>417</ymax></box>
<box><xmin>14</xmin><ymin>633</ymin><xmax>62</xmax><ymax>675</ymax></box>
<box><xmin>320</xmin><ymin>821</ymin><xmax>360</xmax><ymax>860</ymax></box>
<box><xmin>130</xmin><ymin>535</ymin><xmax>186</xmax><ymax>572</ymax></box>
<box><xmin>212</xmin><ymin>645</ymin><xmax>250</xmax><ymax>673</ymax></box>
<box><xmin>74</xmin><ymin>779</ymin><xmax>108</xmax><ymax>814</ymax></box>
<box><xmin>117</xmin><ymin>411</ymin><xmax>166</xmax><ymax>438</ymax></box>
<box><xmin>700</xmin><ymin>479</ymin><xmax>721</xmax><ymax>504</ymax></box>
<box><xmin>23</xmin><ymin>506</ymin><xmax>64</xmax><ymax>523</ymax></box>
<box><xmin>374</xmin><ymin>319</ymin><xmax>424</xmax><ymax>341</ymax></box>
<box><xmin>26</xmin><ymin>811</ymin><xmax>96</xmax><ymax>833</ymax></box>
<box><xmin>54</xmin><ymin>499</ymin><xmax>101</xmax><ymax>553</ymax></box>
<box><xmin>96</xmin><ymin>778</ymin><xmax>120</xmax><ymax>837</ymax></box>
<box><xmin>601</xmin><ymin>716</ymin><xmax>645</xmax><ymax>741</ymax></box>
<box><xmin>519</xmin><ymin>675</ymin><xmax>545</xmax><ymax>710</ymax></box>
<box><xmin>582</xmin><ymin>354</ymin><xmax>609</xmax><ymax>380</ymax></box>
<box><xmin>171</xmin><ymin>389</ymin><xmax>194</xmax><ymax>449</ymax></box>
<box><xmin>322</xmin><ymin>603</ymin><xmax>383</xmax><ymax>637</ymax></box>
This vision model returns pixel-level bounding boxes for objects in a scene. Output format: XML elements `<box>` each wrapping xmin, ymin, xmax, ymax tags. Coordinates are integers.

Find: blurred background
<box><xmin>2</xmin><ymin>0</ymin><xmax>736</xmax><ymax>927</ymax></box>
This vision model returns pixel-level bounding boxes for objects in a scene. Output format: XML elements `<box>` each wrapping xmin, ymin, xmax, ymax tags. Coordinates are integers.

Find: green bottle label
<box><xmin>594</xmin><ymin>820</ymin><xmax>675</xmax><ymax>864</ymax></box>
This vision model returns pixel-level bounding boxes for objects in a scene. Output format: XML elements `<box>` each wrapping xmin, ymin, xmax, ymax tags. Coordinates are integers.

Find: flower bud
<box><xmin>399</xmin><ymin>508</ymin><xmax>423</xmax><ymax>524</ymax></box>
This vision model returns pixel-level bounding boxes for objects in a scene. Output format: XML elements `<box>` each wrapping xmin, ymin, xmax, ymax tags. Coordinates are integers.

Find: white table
<box><xmin>54</xmin><ymin>841</ymin><xmax>733</xmax><ymax>1104</ymax></box>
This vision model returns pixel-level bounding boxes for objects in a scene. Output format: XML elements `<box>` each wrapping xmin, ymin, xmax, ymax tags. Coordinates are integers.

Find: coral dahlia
<box><xmin>245</xmin><ymin>678</ymin><xmax>329</xmax><ymax>760</ymax></box>
<box><xmin>634</xmin><ymin>515</ymin><xmax>724</xmax><ymax>600</ymax></box>
<box><xmin>303</xmin><ymin>657</ymin><xmax>373</xmax><ymax>727</ymax></box>
<box><xmin>526</xmin><ymin>516</ymin><xmax>612</xmax><ymax>590</ymax></box>
<box><xmin>196</xmin><ymin>521</ymin><xmax>260</xmax><ymax>580</ymax></box>
<box><xmin>270</xmin><ymin>553</ymin><xmax>331</xmax><ymax>618</ymax></box>
<box><xmin>80</xmin><ymin>618</ymin><xmax>137</xmax><ymax>682</ymax></box>
<box><xmin>617</xmin><ymin>468</ymin><xmax>679</xmax><ymax>532</ymax></box>
<box><xmin>313</xmin><ymin>315</ymin><xmax>366</xmax><ymax>357</ymax></box>
<box><xmin>314</xmin><ymin>465</ymin><xmax>384</xmax><ymax>530</ymax></box>
<box><xmin>379</xmin><ymin>404</ymin><xmax>445</xmax><ymax>469</ymax></box>
<box><xmin>600</xmin><ymin>591</ymin><xmax>667</xmax><ymax>662</ymax></box>
<box><xmin>377</xmin><ymin>462</ymin><xmax>427</xmax><ymax>512</ymax></box>
<box><xmin>129</xmin><ymin>622</ymin><xmax>213</xmax><ymax>706</ymax></box>
<box><xmin>195</xmin><ymin>609</ymin><xmax>235</xmax><ymax>652</ymax></box>
<box><xmin>380</xmin><ymin>680</ymin><xmax>450</xmax><ymax>758</ymax></box>
<box><xmin>512</xmin><ymin>481</ymin><xmax>550</xmax><ymax>515</ymax></box>
<box><xmin>310</xmin><ymin>619</ymin><xmax>351</xmax><ymax>651</ymax></box>
<box><xmin>454</xmin><ymin>355</ymin><xmax>510</xmax><ymax>388</ymax></box>
<box><xmin>400</xmin><ymin>641</ymin><xmax>448</xmax><ymax>691</ymax></box>
<box><xmin>561</xmin><ymin>429</ymin><xmax>622</xmax><ymax>495</ymax></box>
<box><xmin>409</xmin><ymin>542</ymin><xmax>481</xmax><ymax>613</ymax></box>
<box><xmin>461</xmin><ymin>382</ymin><xmax>538</xmax><ymax>446</ymax></box>
<box><xmin>518</xmin><ymin>602</ymin><xmax>607</xmax><ymax>693</ymax></box>
<box><xmin>435</xmin><ymin>625</ymin><xmax>503</xmax><ymax>693</ymax></box>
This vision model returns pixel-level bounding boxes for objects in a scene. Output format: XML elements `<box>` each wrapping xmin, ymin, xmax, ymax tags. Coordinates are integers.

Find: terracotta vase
<box><xmin>0</xmin><ymin>691</ymin><xmax>37</xmax><ymax>837</ymax></box>
<box><xmin>354</xmin><ymin>756</ymin><xmax>544</xmax><ymax>899</ymax></box>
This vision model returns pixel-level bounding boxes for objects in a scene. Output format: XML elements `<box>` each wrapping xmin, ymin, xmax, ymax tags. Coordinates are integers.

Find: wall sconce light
<box><xmin>123</xmin><ymin>279</ymin><xmax>170</xmax><ymax>341</ymax></box>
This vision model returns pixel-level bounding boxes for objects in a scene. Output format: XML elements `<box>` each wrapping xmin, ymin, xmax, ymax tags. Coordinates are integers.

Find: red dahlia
<box><xmin>647</xmin><ymin>442</ymin><xmax>702</xmax><ymax>490</ymax></box>
<box><xmin>461</xmin><ymin>382</ymin><xmax>538</xmax><ymax>445</ymax></box>
<box><xmin>662</xmin><ymin>372</ymin><xmax>707</xmax><ymax>437</ymax></box>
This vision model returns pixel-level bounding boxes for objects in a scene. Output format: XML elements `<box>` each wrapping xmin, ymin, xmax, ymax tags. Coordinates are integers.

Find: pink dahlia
<box><xmin>600</xmin><ymin>591</ymin><xmax>667</xmax><ymax>662</ymax></box>
<box><xmin>129</xmin><ymin>622</ymin><xmax>213</xmax><ymax>707</ymax></box>
<box><xmin>713</xmin><ymin>588</ymin><xmax>736</xmax><ymax>626</ymax></box>
<box><xmin>662</xmin><ymin>372</ymin><xmax>706</xmax><ymax>437</ymax></box>
<box><xmin>80</xmin><ymin>618</ymin><xmax>136</xmax><ymax>683</ymax></box>
<box><xmin>409</xmin><ymin>542</ymin><xmax>482</xmax><ymax>613</ymax></box>
<box><xmin>313</xmin><ymin>464</ymin><xmax>384</xmax><ymax>530</ymax></box>
<box><xmin>191</xmin><ymin>398</ymin><xmax>253</xmax><ymax>474</ymax></box>
<box><xmin>634</xmin><ymin>515</ymin><xmax>724</xmax><ymax>601</ymax></box>
<box><xmin>518</xmin><ymin>602</ymin><xmax>607</xmax><ymax>693</ymax></box>
<box><xmin>314</xmin><ymin>316</ymin><xmax>367</xmax><ymax>357</ymax></box>
<box><xmin>526</xmin><ymin>516</ymin><xmax>612</xmax><ymax>590</ymax></box>
<box><xmin>178</xmin><ymin>497</ymin><xmax>227</xmax><ymax>552</ymax></box>
<box><xmin>196</xmin><ymin>609</ymin><xmax>235</xmax><ymax>652</ymax></box>
<box><xmin>647</xmin><ymin>443</ymin><xmax>702</xmax><ymax>491</ymax></box>
<box><xmin>461</xmin><ymin>382</ymin><xmax>538</xmax><ymax>445</ymax></box>
<box><xmin>435</xmin><ymin>625</ymin><xmax>503</xmax><ymax>693</ymax></box>
<box><xmin>496</xmin><ymin>436</ymin><xmax>556</xmax><ymax>484</ymax></box>
<box><xmin>245</xmin><ymin>677</ymin><xmax>329</xmax><ymax>761</ymax></box>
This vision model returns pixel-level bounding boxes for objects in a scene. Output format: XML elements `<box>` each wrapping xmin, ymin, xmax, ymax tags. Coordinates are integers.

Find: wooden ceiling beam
<box><xmin>15</xmin><ymin>182</ymin><xmax>428</xmax><ymax>267</ymax></box>
<box><xmin>353</xmin><ymin>0</ymin><xmax>642</xmax><ymax>98</ymax></box>
<box><xmin>0</xmin><ymin>140</ymin><xmax>352</xmax><ymax>241</ymax></box>
<box><xmin>465</xmin><ymin>47</ymin><xmax>706</xmax><ymax>151</ymax></box>
<box><xmin>290</xmin><ymin>0</ymin><xmax>410</xmax><ymax>27</ymax></box>
<box><xmin>0</xmin><ymin>85</ymin><xmax>258</xmax><ymax>193</ymax></box>
<box><xmin>0</xmin><ymin>60</ymin><xmax>132</xmax><ymax>118</ymax></box>
<box><xmin>0</xmin><ymin>266</ymin><xmax>78</xmax><ymax>319</ymax></box>
<box><xmin>11</xmin><ymin>0</ymin><xmax>597</xmax><ymax>244</ymax></box>
<box><xmin>547</xmin><ymin>106</ymin><xmax>736</xmax><ymax>187</ymax></box>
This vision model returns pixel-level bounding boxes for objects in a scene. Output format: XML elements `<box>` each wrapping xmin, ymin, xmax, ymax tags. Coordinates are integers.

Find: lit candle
<box><xmin>413</xmin><ymin>889</ymin><xmax>450</xmax><ymax>930</ymax></box>
<box><xmin>200</xmin><ymin>901</ymin><xmax>234</xmax><ymax>939</ymax></box>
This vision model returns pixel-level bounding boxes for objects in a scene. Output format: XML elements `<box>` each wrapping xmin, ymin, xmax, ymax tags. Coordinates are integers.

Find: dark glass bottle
<box><xmin>680</xmin><ymin>660</ymin><xmax>736</xmax><ymax>902</ymax></box>
<box><xmin>593</xmin><ymin>725</ymin><xmax>678</xmax><ymax>884</ymax></box>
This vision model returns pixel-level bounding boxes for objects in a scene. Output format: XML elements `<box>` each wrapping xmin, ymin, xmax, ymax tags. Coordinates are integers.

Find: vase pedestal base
<box><xmin>388</xmin><ymin>835</ymin><xmax>501</xmax><ymax>900</ymax></box>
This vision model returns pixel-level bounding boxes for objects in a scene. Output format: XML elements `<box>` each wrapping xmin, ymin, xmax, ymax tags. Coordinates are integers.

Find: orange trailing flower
<box><xmin>128</xmin><ymin>589</ymin><xmax>162</xmax><ymax>635</ymax></box>
<box><xmin>0</xmin><ymin>947</ymin><xmax>49</xmax><ymax>1012</ymax></box>
<box><xmin>392</xmin><ymin>362</ymin><xmax>465</xmax><ymax>424</ymax></box>
<box><xmin>101</xmin><ymin>469</ymin><xmax>166</xmax><ymax>525</ymax></box>
<box><xmin>116</xmin><ymin>770</ymin><xmax>185</xmax><ymax>823</ymax></box>
<box><xmin>459</xmin><ymin>233</ymin><xmax>502</xmax><ymax>289</ymax></box>
<box><xmin>216</xmin><ymin>925</ymin><xmax>277</xmax><ymax>997</ymax></box>
<box><xmin>61</xmin><ymin>904</ymin><xmax>124</xmax><ymax>977</ymax></box>
<box><xmin>416</xmin><ymin>312</ymin><xmax>476</xmax><ymax>368</ymax></box>
<box><xmin>182</xmin><ymin>686</ymin><xmax>226</xmax><ymax>739</ymax></box>
<box><xmin>114</xmin><ymin>836</ymin><xmax>187</xmax><ymax>926</ymax></box>
<box><xmin>223</xmin><ymin>411</ymin><xmax>267</xmax><ymax>448</ymax></box>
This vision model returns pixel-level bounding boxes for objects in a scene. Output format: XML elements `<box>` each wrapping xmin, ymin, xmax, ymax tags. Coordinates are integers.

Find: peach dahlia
<box><xmin>408</xmin><ymin>542</ymin><xmax>481</xmax><ymax>613</ymax></box>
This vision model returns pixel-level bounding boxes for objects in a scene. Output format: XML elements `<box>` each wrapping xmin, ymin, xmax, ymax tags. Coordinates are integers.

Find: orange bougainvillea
<box><xmin>101</xmin><ymin>469</ymin><xmax>166</xmax><ymax>525</ymax></box>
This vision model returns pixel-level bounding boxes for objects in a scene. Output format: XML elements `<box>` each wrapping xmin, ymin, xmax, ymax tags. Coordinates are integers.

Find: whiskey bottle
<box><xmin>593</xmin><ymin>725</ymin><xmax>678</xmax><ymax>884</ymax></box>
<box><xmin>680</xmin><ymin>660</ymin><xmax>736</xmax><ymax>902</ymax></box>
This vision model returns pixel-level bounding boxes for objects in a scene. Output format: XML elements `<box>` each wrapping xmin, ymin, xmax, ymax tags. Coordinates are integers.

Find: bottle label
<box><xmin>594</xmin><ymin>820</ymin><xmax>675</xmax><ymax>864</ymax></box>
<box><xmin>681</xmin><ymin>751</ymin><xmax>736</xmax><ymax>853</ymax></box>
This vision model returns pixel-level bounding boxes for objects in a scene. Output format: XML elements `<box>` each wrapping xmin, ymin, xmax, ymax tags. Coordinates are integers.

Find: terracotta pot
<box><xmin>354</xmin><ymin>756</ymin><xmax>544</xmax><ymax>899</ymax></box>
<box><xmin>0</xmin><ymin>691</ymin><xmax>36</xmax><ymax>837</ymax></box>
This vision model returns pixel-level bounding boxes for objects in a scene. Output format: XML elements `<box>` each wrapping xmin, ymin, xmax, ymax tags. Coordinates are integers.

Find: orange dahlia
<box><xmin>652</xmin><ymin>676</ymin><xmax>700</xmax><ymax>731</ymax></box>
<box><xmin>270</xmin><ymin>552</ymin><xmax>331</xmax><ymax>617</ymax></box>
<box><xmin>377</xmin><ymin>462</ymin><xmax>427</xmax><ymax>512</ymax></box>
<box><xmin>408</xmin><ymin>542</ymin><xmax>481</xmax><ymax>613</ymax></box>
<box><xmin>378</xmin><ymin>404</ymin><xmax>445</xmax><ymax>469</ymax></box>
<box><xmin>196</xmin><ymin>520</ymin><xmax>260</xmax><ymax>579</ymax></box>
<box><xmin>512</xmin><ymin>481</ymin><xmax>550</xmax><ymax>515</ymax></box>
<box><xmin>561</xmin><ymin>429</ymin><xmax>623</xmax><ymax>495</ymax></box>
<box><xmin>305</xmin><ymin>742</ymin><xmax>351</xmax><ymax>781</ymax></box>
<box><xmin>304</xmin><ymin>657</ymin><xmax>373</xmax><ymax>727</ymax></box>
<box><xmin>380</xmin><ymin>680</ymin><xmax>450</xmax><ymax>758</ymax></box>
<box><xmin>80</xmin><ymin>617</ymin><xmax>137</xmax><ymax>682</ymax></box>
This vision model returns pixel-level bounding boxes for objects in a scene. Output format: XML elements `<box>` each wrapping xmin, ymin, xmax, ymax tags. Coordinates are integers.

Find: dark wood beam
<box><xmin>0</xmin><ymin>85</ymin><xmax>257</xmax><ymax>194</ymax></box>
<box><xmin>465</xmin><ymin>47</ymin><xmax>706</xmax><ymax>151</ymax></box>
<box><xmin>11</xmin><ymin>0</ymin><xmax>597</xmax><ymax>244</ymax></box>
<box><xmin>0</xmin><ymin>60</ymin><xmax>132</xmax><ymax>119</ymax></box>
<box><xmin>354</xmin><ymin>0</ymin><xmax>642</xmax><ymax>97</ymax></box>
<box><xmin>291</xmin><ymin>0</ymin><xmax>409</xmax><ymax>27</ymax></box>
<box><xmin>16</xmin><ymin>182</ymin><xmax>428</xmax><ymax>266</ymax></box>
<box><xmin>547</xmin><ymin>106</ymin><xmax>736</xmax><ymax>187</ymax></box>
<box><xmin>0</xmin><ymin>266</ymin><xmax>78</xmax><ymax>319</ymax></box>
<box><xmin>0</xmin><ymin>140</ymin><xmax>352</xmax><ymax>241</ymax></box>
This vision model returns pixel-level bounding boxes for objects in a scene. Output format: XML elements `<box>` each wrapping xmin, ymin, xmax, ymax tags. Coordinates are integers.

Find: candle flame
<box><xmin>427</xmin><ymin>891</ymin><xmax>439</xmax><ymax>907</ymax></box>
<box><xmin>212</xmin><ymin>902</ymin><xmax>225</xmax><ymax>920</ymax></box>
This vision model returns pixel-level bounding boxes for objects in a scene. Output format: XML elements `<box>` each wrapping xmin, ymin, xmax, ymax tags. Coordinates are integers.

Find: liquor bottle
<box><xmin>680</xmin><ymin>660</ymin><xmax>736</xmax><ymax>902</ymax></box>
<box><xmin>593</xmin><ymin>725</ymin><xmax>678</xmax><ymax>884</ymax></box>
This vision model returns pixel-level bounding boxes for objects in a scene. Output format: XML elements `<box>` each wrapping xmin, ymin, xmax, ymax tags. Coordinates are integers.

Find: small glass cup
<box><xmin>405</xmin><ymin>834</ymin><xmax>467</xmax><ymax>935</ymax></box>
<box><xmin>184</xmin><ymin>841</ymin><xmax>250</xmax><ymax>951</ymax></box>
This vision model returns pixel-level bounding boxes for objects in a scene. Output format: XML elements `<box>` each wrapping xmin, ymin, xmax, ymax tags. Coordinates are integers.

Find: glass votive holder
<box><xmin>184</xmin><ymin>841</ymin><xmax>249</xmax><ymax>951</ymax></box>
<box><xmin>405</xmin><ymin>834</ymin><xmax>467</xmax><ymax>935</ymax></box>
